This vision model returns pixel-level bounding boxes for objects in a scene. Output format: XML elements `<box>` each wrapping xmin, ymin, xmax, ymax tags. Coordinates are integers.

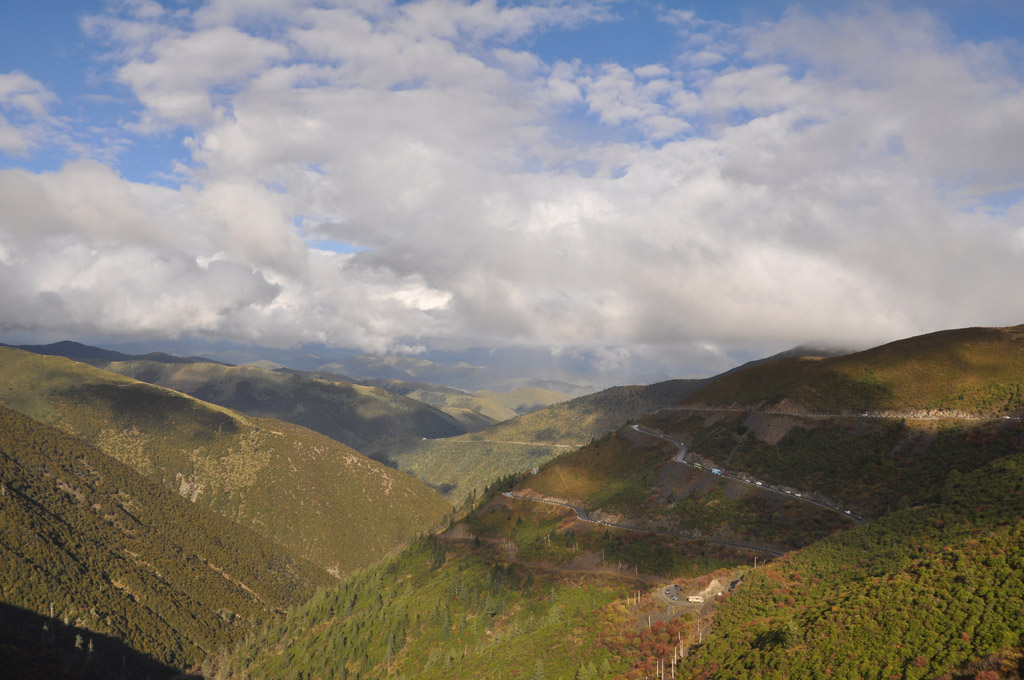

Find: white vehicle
<box><xmin>755</xmin><ymin>481</ymin><xmax>762</xmax><ymax>486</ymax></box>
<box><xmin>844</xmin><ymin>510</ymin><xmax>851</xmax><ymax>515</ymax></box>
<box><xmin>687</xmin><ymin>596</ymin><xmax>704</xmax><ymax>604</ymax></box>
<box><xmin>794</xmin><ymin>493</ymin><xmax>802</xmax><ymax>497</ymax></box>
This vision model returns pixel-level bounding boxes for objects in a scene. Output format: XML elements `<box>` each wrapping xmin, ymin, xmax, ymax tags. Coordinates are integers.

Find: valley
<box><xmin>3</xmin><ymin>324</ymin><xmax>1024</xmax><ymax>679</ymax></box>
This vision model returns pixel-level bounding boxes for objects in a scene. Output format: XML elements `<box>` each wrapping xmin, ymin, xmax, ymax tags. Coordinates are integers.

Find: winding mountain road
<box><xmin>662</xmin><ymin>404</ymin><xmax>1021</xmax><ymax>422</ymax></box>
<box><xmin>630</xmin><ymin>424</ymin><xmax>865</xmax><ymax>525</ymax></box>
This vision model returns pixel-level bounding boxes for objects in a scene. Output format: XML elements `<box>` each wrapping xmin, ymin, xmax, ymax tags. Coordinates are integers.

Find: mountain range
<box><xmin>4</xmin><ymin>324</ymin><xmax>1024</xmax><ymax>679</ymax></box>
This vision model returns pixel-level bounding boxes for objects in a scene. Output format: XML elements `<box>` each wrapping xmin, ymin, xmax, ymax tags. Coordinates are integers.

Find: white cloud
<box><xmin>3</xmin><ymin>2</ymin><xmax>1024</xmax><ymax>377</ymax></box>
<box><xmin>0</xmin><ymin>72</ymin><xmax>58</xmax><ymax>116</ymax></box>
<box><xmin>118</xmin><ymin>26</ymin><xmax>289</xmax><ymax>129</ymax></box>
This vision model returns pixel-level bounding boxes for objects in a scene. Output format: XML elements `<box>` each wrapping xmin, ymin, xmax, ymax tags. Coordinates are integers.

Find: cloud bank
<box><xmin>2</xmin><ymin>1</ymin><xmax>1023</xmax><ymax>378</ymax></box>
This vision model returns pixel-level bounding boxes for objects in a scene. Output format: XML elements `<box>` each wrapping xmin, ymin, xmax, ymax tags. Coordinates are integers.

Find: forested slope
<box><xmin>0</xmin><ymin>404</ymin><xmax>330</xmax><ymax>677</ymax></box>
<box><xmin>681</xmin><ymin>450</ymin><xmax>1024</xmax><ymax>679</ymax></box>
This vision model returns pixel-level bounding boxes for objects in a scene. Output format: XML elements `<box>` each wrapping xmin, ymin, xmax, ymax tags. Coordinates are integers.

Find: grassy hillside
<box><xmin>17</xmin><ymin>346</ymin><xmax>467</xmax><ymax>449</ymax></box>
<box><xmin>474</xmin><ymin>379</ymin><xmax>709</xmax><ymax>445</ymax></box>
<box><xmin>0</xmin><ymin>404</ymin><xmax>329</xmax><ymax>677</ymax></box>
<box><xmin>685</xmin><ymin>325</ymin><xmax>1024</xmax><ymax>414</ymax></box>
<box><xmin>0</xmin><ymin>347</ymin><xmax>451</xmax><ymax>575</ymax></box>
<box><xmin>372</xmin><ymin>378</ymin><xmax>708</xmax><ymax>503</ymax></box>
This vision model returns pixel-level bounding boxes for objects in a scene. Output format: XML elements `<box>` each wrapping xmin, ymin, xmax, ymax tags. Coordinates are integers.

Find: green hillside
<box><xmin>681</xmin><ymin>450</ymin><xmax>1024</xmax><ymax>679</ymax></box>
<box><xmin>0</xmin><ymin>347</ymin><xmax>451</xmax><ymax>575</ymax></box>
<box><xmin>206</xmin><ymin>445</ymin><xmax>1024</xmax><ymax>680</ymax></box>
<box><xmin>16</xmin><ymin>346</ymin><xmax>467</xmax><ymax>449</ymax></box>
<box><xmin>0</xmin><ymin>404</ymin><xmax>329</xmax><ymax>677</ymax></box>
<box><xmin>206</xmin><ymin>511</ymin><xmax>750</xmax><ymax>680</ymax></box>
<box><xmin>685</xmin><ymin>325</ymin><xmax>1024</xmax><ymax>414</ymax></box>
<box><xmin>372</xmin><ymin>378</ymin><xmax>708</xmax><ymax>503</ymax></box>
<box><xmin>203</xmin><ymin>325</ymin><xmax>1024</xmax><ymax>680</ymax></box>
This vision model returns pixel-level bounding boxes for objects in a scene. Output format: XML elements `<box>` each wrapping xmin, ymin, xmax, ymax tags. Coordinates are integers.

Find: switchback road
<box><xmin>630</xmin><ymin>424</ymin><xmax>865</xmax><ymax>525</ymax></box>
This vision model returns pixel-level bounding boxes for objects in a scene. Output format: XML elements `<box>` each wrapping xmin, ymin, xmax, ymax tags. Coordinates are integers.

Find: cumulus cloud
<box><xmin>2</xmin><ymin>2</ymin><xmax>1024</xmax><ymax>379</ymax></box>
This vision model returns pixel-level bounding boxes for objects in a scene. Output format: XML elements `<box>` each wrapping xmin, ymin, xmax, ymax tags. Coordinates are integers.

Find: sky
<box><xmin>1</xmin><ymin>0</ymin><xmax>1024</xmax><ymax>384</ymax></box>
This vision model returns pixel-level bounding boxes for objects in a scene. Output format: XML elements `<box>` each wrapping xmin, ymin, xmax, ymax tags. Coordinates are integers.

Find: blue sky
<box><xmin>2</xmin><ymin>1</ymin><xmax>1024</xmax><ymax>383</ymax></box>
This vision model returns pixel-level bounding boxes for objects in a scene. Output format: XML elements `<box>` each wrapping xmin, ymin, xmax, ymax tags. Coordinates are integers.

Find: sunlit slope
<box><xmin>471</xmin><ymin>386</ymin><xmax>568</xmax><ymax>414</ymax></box>
<box><xmin>34</xmin><ymin>352</ymin><xmax>466</xmax><ymax>448</ymax></box>
<box><xmin>0</xmin><ymin>404</ymin><xmax>329</xmax><ymax>676</ymax></box>
<box><xmin>684</xmin><ymin>324</ymin><xmax>1024</xmax><ymax>414</ymax></box>
<box><xmin>375</xmin><ymin>378</ymin><xmax>708</xmax><ymax>503</ymax></box>
<box><xmin>517</xmin><ymin>425</ymin><xmax>849</xmax><ymax>551</ymax></box>
<box><xmin>0</xmin><ymin>347</ymin><xmax>450</xmax><ymax>574</ymax></box>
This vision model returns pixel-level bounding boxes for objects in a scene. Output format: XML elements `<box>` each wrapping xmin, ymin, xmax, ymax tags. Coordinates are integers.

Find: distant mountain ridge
<box><xmin>7</xmin><ymin>339</ymin><xmax>228</xmax><ymax>365</ymax></box>
<box><xmin>11</xmin><ymin>341</ymin><xmax>577</xmax><ymax>448</ymax></box>
<box><xmin>317</xmin><ymin>352</ymin><xmax>594</xmax><ymax>394</ymax></box>
<box><xmin>358</xmin><ymin>377</ymin><xmax>569</xmax><ymax>430</ymax></box>
<box><xmin>10</xmin><ymin>341</ymin><xmax>470</xmax><ymax>451</ymax></box>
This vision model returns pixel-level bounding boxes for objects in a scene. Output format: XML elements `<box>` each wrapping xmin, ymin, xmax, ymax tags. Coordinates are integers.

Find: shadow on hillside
<box><xmin>0</xmin><ymin>601</ymin><xmax>186</xmax><ymax>680</ymax></box>
<box><xmin>61</xmin><ymin>383</ymin><xmax>238</xmax><ymax>440</ymax></box>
